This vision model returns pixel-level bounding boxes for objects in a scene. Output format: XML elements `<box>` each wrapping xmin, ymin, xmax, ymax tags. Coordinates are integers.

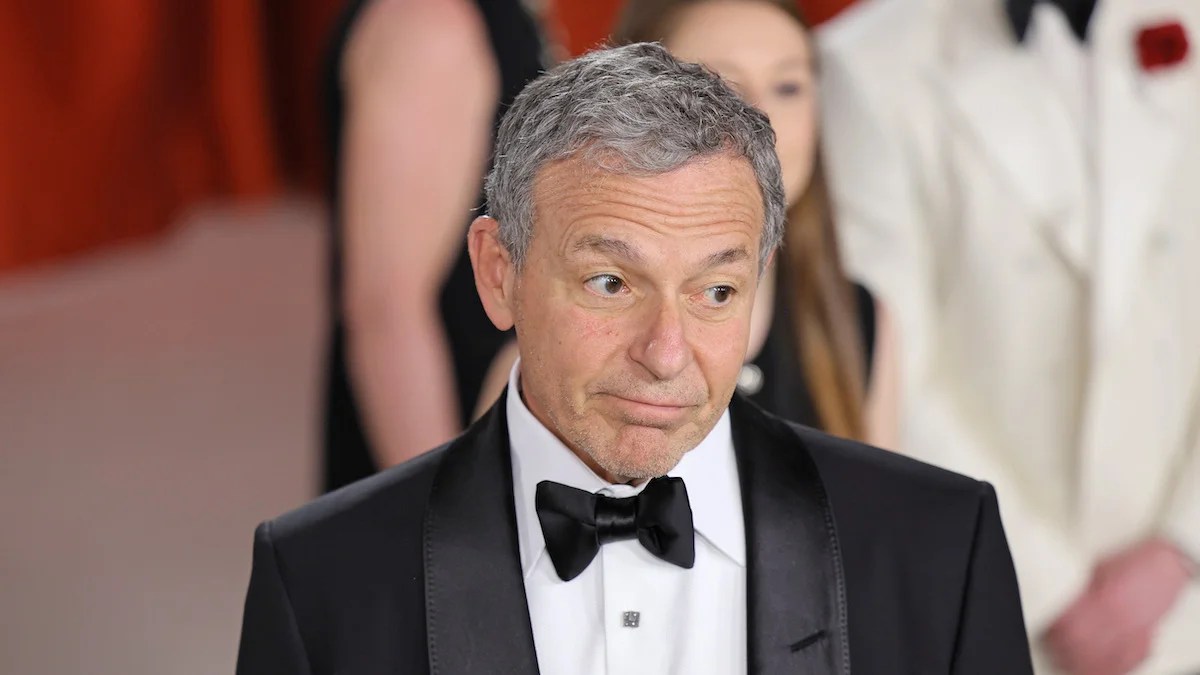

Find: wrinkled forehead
<box><xmin>530</xmin><ymin>152</ymin><xmax>765</xmax><ymax>233</ymax></box>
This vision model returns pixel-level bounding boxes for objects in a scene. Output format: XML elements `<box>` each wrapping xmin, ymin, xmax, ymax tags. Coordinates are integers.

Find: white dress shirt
<box><xmin>505</xmin><ymin>361</ymin><xmax>747</xmax><ymax>675</ymax></box>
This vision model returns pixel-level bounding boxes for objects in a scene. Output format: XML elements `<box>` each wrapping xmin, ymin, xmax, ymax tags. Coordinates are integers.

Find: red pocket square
<box><xmin>1136</xmin><ymin>21</ymin><xmax>1190</xmax><ymax>72</ymax></box>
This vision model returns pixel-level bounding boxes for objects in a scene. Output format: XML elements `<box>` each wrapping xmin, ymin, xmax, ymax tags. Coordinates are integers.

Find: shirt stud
<box><xmin>622</xmin><ymin>611</ymin><xmax>641</xmax><ymax>628</ymax></box>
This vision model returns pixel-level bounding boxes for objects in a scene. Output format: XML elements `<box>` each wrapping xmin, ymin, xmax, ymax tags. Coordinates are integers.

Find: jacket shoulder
<box><xmin>784</xmin><ymin>420</ymin><xmax>998</xmax><ymax>594</ymax></box>
<box><xmin>266</xmin><ymin>442</ymin><xmax>447</xmax><ymax>550</ymax></box>
<box><xmin>733</xmin><ymin>395</ymin><xmax>988</xmax><ymax>511</ymax></box>
<box><xmin>793</xmin><ymin>422</ymin><xmax>989</xmax><ymax>505</ymax></box>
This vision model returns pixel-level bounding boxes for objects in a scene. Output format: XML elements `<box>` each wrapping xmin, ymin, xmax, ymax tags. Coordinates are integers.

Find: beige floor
<box><xmin>0</xmin><ymin>200</ymin><xmax>326</xmax><ymax>675</ymax></box>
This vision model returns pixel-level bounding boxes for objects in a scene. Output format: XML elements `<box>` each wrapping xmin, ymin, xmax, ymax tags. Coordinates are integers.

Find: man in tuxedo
<box><xmin>817</xmin><ymin>0</ymin><xmax>1199</xmax><ymax>673</ymax></box>
<box><xmin>236</xmin><ymin>42</ymin><xmax>1032</xmax><ymax>674</ymax></box>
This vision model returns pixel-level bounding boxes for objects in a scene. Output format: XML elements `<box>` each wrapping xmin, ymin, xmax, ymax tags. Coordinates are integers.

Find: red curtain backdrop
<box><xmin>0</xmin><ymin>2</ymin><xmax>280</xmax><ymax>272</ymax></box>
<box><xmin>0</xmin><ymin>1</ymin><xmax>342</xmax><ymax>273</ymax></box>
<box><xmin>0</xmin><ymin>0</ymin><xmax>854</xmax><ymax>274</ymax></box>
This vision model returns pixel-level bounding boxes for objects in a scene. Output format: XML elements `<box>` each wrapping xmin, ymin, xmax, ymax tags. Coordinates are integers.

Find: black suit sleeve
<box><xmin>950</xmin><ymin>483</ymin><xmax>1035</xmax><ymax>674</ymax></box>
<box><xmin>236</xmin><ymin>522</ymin><xmax>312</xmax><ymax>675</ymax></box>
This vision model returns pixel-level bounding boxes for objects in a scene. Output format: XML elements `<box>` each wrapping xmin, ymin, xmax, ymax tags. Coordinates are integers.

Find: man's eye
<box><xmin>584</xmin><ymin>274</ymin><xmax>627</xmax><ymax>296</ymax></box>
<box><xmin>704</xmin><ymin>285</ymin><xmax>735</xmax><ymax>306</ymax></box>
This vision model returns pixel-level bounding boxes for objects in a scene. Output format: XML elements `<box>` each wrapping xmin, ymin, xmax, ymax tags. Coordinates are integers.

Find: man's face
<box><xmin>476</xmin><ymin>154</ymin><xmax>765</xmax><ymax>483</ymax></box>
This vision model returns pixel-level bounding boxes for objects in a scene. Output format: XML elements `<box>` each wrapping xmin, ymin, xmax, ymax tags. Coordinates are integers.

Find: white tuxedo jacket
<box><xmin>818</xmin><ymin>0</ymin><xmax>1200</xmax><ymax>672</ymax></box>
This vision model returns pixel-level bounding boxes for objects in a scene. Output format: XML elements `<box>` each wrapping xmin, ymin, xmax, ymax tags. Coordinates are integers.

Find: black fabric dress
<box><xmin>741</xmin><ymin>263</ymin><xmax>877</xmax><ymax>426</ymax></box>
<box><xmin>321</xmin><ymin>0</ymin><xmax>545</xmax><ymax>492</ymax></box>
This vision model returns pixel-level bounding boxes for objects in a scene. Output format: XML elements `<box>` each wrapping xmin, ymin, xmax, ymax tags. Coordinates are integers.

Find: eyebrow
<box><xmin>703</xmin><ymin>246</ymin><xmax>751</xmax><ymax>270</ymax></box>
<box><xmin>571</xmin><ymin>235</ymin><xmax>646</xmax><ymax>265</ymax></box>
<box><xmin>571</xmin><ymin>235</ymin><xmax>751</xmax><ymax>271</ymax></box>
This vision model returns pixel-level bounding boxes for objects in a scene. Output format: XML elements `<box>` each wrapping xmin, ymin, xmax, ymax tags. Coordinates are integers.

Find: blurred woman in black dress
<box><xmin>322</xmin><ymin>0</ymin><xmax>545</xmax><ymax>491</ymax></box>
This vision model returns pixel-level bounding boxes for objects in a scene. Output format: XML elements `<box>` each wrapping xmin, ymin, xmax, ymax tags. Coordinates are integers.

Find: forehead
<box><xmin>530</xmin><ymin>154</ymin><xmax>764</xmax><ymax>249</ymax></box>
<box><xmin>666</xmin><ymin>1</ymin><xmax>811</xmax><ymax>69</ymax></box>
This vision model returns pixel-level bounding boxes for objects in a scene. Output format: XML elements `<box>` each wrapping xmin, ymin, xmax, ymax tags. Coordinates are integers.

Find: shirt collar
<box><xmin>1006</xmin><ymin>0</ymin><xmax>1098</xmax><ymax>43</ymax></box>
<box><xmin>506</xmin><ymin>360</ymin><xmax>746</xmax><ymax>578</ymax></box>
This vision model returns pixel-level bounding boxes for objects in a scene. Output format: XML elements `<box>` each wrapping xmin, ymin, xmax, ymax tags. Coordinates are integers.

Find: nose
<box><xmin>628</xmin><ymin>296</ymin><xmax>693</xmax><ymax>381</ymax></box>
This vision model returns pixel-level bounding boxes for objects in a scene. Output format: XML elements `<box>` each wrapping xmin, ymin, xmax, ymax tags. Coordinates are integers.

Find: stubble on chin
<box><xmin>569</xmin><ymin>404</ymin><xmax>716</xmax><ymax>483</ymax></box>
<box><xmin>526</xmin><ymin>358</ymin><xmax>730</xmax><ymax>482</ymax></box>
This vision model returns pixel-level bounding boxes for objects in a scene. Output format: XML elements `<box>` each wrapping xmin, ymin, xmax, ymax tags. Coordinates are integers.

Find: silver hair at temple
<box><xmin>484</xmin><ymin>41</ymin><xmax>786</xmax><ymax>271</ymax></box>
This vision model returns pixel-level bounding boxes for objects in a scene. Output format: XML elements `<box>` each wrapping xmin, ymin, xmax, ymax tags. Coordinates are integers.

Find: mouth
<box><xmin>601</xmin><ymin>394</ymin><xmax>699</xmax><ymax>427</ymax></box>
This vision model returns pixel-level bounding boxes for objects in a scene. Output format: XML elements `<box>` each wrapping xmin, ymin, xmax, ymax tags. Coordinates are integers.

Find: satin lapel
<box><xmin>423</xmin><ymin>391</ymin><xmax>540</xmax><ymax>674</ymax></box>
<box><xmin>730</xmin><ymin>396</ymin><xmax>850</xmax><ymax>675</ymax></box>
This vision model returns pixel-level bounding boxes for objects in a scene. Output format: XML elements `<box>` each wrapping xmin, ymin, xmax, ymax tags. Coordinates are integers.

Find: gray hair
<box><xmin>484</xmin><ymin>42</ymin><xmax>786</xmax><ymax>271</ymax></box>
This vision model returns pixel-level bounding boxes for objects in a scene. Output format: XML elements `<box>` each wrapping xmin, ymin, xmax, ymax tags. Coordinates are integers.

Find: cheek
<box><xmin>690</xmin><ymin>317</ymin><xmax>753</xmax><ymax>385</ymax></box>
<box><xmin>767</xmin><ymin>102</ymin><xmax>817</xmax><ymax>202</ymax></box>
<box><xmin>537</xmin><ymin>304</ymin><xmax>626</xmax><ymax>379</ymax></box>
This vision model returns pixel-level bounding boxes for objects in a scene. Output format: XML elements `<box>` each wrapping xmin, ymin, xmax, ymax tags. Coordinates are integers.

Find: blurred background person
<box><xmin>322</xmin><ymin>0</ymin><xmax>547</xmax><ymax>491</ymax></box>
<box><xmin>586</xmin><ymin>0</ymin><xmax>902</xmax><ymax>448</ymax></box>
<box><xmin>817</xmin><ymin>0</ymin><xmax>1200</xmax><ymax>672</ymax></box>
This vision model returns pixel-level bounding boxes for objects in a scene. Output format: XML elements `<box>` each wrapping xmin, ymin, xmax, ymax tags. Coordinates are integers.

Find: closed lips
<box><xmin>607</xmin><ymin>394</ymin><xmax>699</xmax><ymax>408</ymax></box>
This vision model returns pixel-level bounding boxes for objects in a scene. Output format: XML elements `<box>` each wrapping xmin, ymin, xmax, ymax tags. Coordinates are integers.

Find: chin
<box><xmin>597</xmin><ymin>425</ymin><xmax>696</xmax><ymax>480</ymax></box>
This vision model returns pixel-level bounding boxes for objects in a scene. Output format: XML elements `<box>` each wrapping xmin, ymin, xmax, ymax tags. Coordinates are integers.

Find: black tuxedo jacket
<box><xmin>237</xmin><ymin>394</ymin><xmax>1033</xmax><ymax>674</ymax></box>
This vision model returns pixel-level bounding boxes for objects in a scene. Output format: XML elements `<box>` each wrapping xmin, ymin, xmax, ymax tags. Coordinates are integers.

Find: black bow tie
<box><xmin>535</xmin><ymin>476</ymin><xmax>696</xmax><ymax>582</ymax></box>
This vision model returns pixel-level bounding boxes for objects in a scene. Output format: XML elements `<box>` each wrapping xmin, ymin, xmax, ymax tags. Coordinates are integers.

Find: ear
<box><xmin>467</xmin><ymin>216</ymin><xmax>517</xmax><ymax>331</ymax></box>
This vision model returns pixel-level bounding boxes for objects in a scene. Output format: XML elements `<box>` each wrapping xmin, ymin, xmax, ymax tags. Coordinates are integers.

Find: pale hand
<box><xmin>1044</xmin><ymin>538</ymin><xmax>1192</xmax><ymax>675</ymax></box>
